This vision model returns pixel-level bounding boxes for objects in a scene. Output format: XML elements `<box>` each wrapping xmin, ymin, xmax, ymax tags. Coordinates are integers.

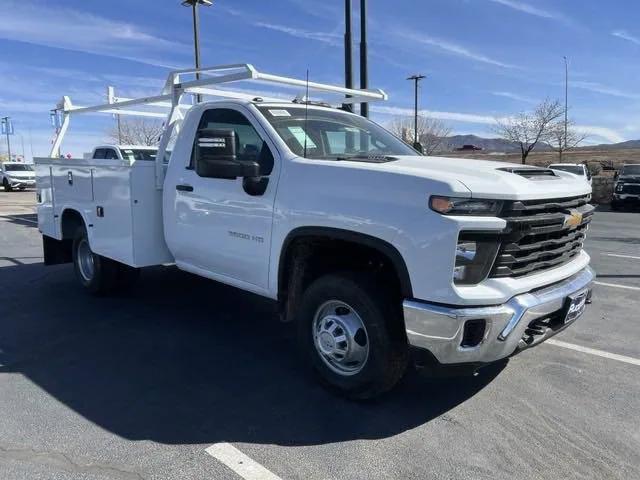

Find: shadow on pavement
<box><xmin>0</xmin><ymin>213</ymin><xmax>38</xmax><ymax>229</ymax></box>
<box><xmin>0</xmin><ymin>262</ymin><xmax>504</xmax><ymax>447</ymax></box>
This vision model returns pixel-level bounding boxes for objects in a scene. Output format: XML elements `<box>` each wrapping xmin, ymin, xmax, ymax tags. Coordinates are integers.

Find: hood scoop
<box><xmin>498</xmin><ymin>167</ymin><xmax>559</xmax><ymax>180</ymax></box>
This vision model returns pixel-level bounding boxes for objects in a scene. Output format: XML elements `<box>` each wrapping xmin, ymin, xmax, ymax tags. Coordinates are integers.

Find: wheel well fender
<box><xmin>277</xmin><ymin>227</ymin><xmax>413</xmax><ymax>320</ymax></box>
<box><xmin>60</xmin><ymin>209</ymin><xmax>86</xmax><ymax>239</ymax></box>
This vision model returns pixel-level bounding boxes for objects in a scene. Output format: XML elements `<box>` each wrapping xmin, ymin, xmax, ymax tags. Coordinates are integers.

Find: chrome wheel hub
<box><xmin>77</xmin><ymin>238</ymin><xmax>95</xmax><ymax>282</ymax></box>
<box><xmin>312</xmin><ymin>300</ymin><xmax>369</xmax><ymax>376</ymax></box>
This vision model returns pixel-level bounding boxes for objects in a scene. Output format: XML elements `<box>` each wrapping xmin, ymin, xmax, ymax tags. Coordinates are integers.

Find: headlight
<box><xmin>430</xmin><ymin>196</ymin><xmax>502</xmax><ymax>216</ymax></box>
<box><xmin>616</xmin><ymin>184</ymin><xmax>624</xmax><ymax>192</ymax></box>
<box><xmin>453</xmin><ymin>235</ymin><xmax>501</xmax><ymax>285</ymax></box>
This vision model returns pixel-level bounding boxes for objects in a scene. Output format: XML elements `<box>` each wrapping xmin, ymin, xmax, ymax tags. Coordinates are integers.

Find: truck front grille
<box><xmin>621</xmin><ymin>184</ymin><xmax>640</xmax><ymax>195</ymax></box>
<box><xmin>490</xmin><ymin>195</ymin><xmax>594</xmax><ymax>278</ymax></box>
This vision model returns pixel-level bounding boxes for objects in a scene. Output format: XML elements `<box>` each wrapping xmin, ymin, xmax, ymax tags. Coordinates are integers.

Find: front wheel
<box><xmin>3</xmin><ymin>179</ymin><xmax>13</xmax><ymax>192</ymax></box>
<box><xmin>297</xmin><ymin>272</ymin><xmax>408</xmax><ymax>399</ymax></box>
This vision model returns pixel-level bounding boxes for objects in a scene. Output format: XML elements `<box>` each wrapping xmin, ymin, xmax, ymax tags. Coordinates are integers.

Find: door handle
<box><xmin>176</xmin><ymin>184</ymin><xmax>194</xmax><ymax>192</ymax></box>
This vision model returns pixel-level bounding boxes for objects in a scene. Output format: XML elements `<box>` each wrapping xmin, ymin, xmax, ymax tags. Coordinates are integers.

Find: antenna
<box><xmin>303</xmin><ymin>69</ymin><xmax>310</xmax><ymax>159</ymax></box>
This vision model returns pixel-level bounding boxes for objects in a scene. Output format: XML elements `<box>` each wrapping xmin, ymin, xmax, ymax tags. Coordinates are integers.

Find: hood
<box><xmin>5</xmin><ymin>170</ymin><xmax>35</xmax><ymax>179</ymax></box>
<box><xmin>337</xmin><ymin>155</ymin><xmax>592</xmax><ymax>201</ymax></box>
<box><xmin>618</xmin><ymin>175</ymin><xmax>640</xmax><ymax>183</ymax></box>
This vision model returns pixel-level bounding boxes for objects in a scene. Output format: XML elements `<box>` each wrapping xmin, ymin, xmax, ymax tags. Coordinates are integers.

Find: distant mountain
<box><xmin>437</xmin><ymin>135</ymin><xmax>552</xmax><ymax>153</ymax></box>
<box><xmin>576</xmin><ymin>139</ymin><xmax>640</xmax><ymax>150</ymax></box>
<box><xmin>436</xmin><ymin>134</ymin><xmax>640</xmax><ymax>153</ymax></box>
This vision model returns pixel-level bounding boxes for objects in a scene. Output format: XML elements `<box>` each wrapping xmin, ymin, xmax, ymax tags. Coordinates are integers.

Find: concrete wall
<box><xmin>592</xmin><ymin>175</ymin><xmax>615</xmax><ymax>204</ymax></box>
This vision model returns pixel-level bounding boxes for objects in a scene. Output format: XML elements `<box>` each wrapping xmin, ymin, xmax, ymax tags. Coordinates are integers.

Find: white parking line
<box><xmin>595</xmin><ymin>281</ymin><xmax>640</xmax><ymax>291</ymax></box>
<box><xmin>546</xmin><ymin>339</ymin><xmax>640</xmax><ymax>366</ymax></box>
<box><xmin>205</xmin><ymin>443</ymin><xmax>283</xmax><ymax>480</ymax></box>
<box><xmin>603</xmin><ymin>253</ymin><xmax>640</xmax><ymax>260</ymax></box>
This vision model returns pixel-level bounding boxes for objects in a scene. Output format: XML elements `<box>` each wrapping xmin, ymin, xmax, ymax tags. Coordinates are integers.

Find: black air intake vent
<box><xmin>498</xmin><ymin>167</ymin><xmax>558</xmax><ymax>180</ymax></box>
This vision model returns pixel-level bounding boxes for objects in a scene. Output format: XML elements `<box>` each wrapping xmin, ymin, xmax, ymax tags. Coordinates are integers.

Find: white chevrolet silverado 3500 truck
<box><xmin>35</xmin><ymin>65</ymin><xmax>595</xmax><ymax>398</ymax></box>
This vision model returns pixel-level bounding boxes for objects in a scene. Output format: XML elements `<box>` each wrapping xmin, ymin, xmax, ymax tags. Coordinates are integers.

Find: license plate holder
<box><xmin>563</xmin><ymin>289</ymin><xmax>590</xmax><ymax>324</ymax></box>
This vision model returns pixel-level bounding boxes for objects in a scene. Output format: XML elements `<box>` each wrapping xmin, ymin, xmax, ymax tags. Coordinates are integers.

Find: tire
<box><xmin>72</xmin><ymin>226</ymin><xmax>118</xmax><ymax>295</ymax></box>
<box><xmin>3</xmin><ymin>179</ymin><xmax>13</xmax><ymax>192</ymax></box>
<box><xmin>611</xmin><ymin>200</ymin><xmax>620</xmax><ymax>211</ymax></box>
<box><xmin>297</xmin><ymin>272</ymin><xmax>409</xmax><ymax>400</ymax></box>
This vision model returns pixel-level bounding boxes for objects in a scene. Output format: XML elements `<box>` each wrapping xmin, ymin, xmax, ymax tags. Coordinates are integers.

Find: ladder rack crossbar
<box><xmin>47</xmin><ymin>63</ymin><xmax>389</xmax><ymax>189</ymax></box>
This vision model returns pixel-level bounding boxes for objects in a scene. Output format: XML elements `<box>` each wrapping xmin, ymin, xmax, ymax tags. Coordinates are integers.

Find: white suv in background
<box><xmin>0</xmin><ymin>162</ymin><xmax>36</xmax><ymax>191</ymax></box>
<box><xmin>548</xmin><ymin>163</ymin><xmax>592</xmax><ymax>185</ymax></box>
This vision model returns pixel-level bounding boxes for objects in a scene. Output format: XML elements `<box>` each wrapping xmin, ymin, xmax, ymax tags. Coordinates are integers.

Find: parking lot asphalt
<box><xmin>0</xmin><ymin>190</ymin><xmax>638</xmax><ymax>480</ymax></box>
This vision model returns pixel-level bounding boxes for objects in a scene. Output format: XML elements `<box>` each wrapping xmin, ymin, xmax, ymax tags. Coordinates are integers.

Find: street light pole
<box><xmin>182</xmin><ymin>0</ymin><xmax>212</xmax><ymax>103</ymax></box>
<box><xmin>563</xmin><ymin>56</ymin><xmax>568</xmax><ymax>157</ymax></box>
<box><xmin>359</xmin><ymin>0</ymin><xmax>369</xmax><ymax>118</ymax></box>
<box><xmin>1</xmin><ymin>116</ymin><xmax>11</xmax><ymax>161</ymax></box>
<box><xmin>407</xmin><ymin>75</ymin><xmax>425</xmax><ymax>153</ymax></box>
<box><xmin>343</xmin><ymin>0</ymin><xmax>354</xmax><ymax>113</ymax></box>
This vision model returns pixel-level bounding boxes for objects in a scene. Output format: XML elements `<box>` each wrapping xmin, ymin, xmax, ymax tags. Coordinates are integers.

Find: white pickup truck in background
<box><xmin>83</xmin><ymin>145</ymin><xmax>159</xmax><ymax>162</ymax></box>
<box><xmin>35</xmin><ymin>64</ymin><xmax>595</xmax><ymax>398</ymax></box>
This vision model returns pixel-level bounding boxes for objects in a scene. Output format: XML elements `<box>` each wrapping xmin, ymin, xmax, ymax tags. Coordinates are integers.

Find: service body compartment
<box><xmin>34</xmin><ymin>157</ymin><xmax>173</xmax><ymax>267</ymax></box>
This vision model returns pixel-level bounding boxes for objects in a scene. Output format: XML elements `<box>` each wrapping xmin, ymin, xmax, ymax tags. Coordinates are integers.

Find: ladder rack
<box><xmin>49</xmin><ymin>63</ymin><xmax>388</xmax><ymax>189</ymax></box>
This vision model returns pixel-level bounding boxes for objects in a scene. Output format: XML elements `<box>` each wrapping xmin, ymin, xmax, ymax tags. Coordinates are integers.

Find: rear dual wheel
<box><xmin>72</xmin><ymin>226</ymin><xmax>139</xmax><ymax>294</ymax></box>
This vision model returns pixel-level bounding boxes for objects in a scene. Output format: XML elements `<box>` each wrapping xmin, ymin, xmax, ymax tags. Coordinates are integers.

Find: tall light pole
<box><xmin>359</xmin><ymin>0</ymin><xmax>369</xmax><ymax>118</ymax></box>
<box><xmin>563</xmin><ymin>56</ymin><xmax>569</xmax><ymax>157</ymax></box>
<box><xmin>182</xmin><ymin>0</ymin><xmax>212</xmax><ymax>103</ymax></box>
<box><xmin>1</xmin><ymin>116</ymin><xmax>11</xmax><ymax>161</ymax></box>
<box><xmin>343</xmin><ymin>0</ymin><xmax>354</xmax><ymax>113</ymax></box>
<box><xmin>407</xmin><ymin>75</ymin><xmax>425</xmax><ymax>153</ymax></box>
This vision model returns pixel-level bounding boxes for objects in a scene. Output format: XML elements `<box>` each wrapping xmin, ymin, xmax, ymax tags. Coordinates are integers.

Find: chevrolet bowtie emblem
<box><xmin>563</xmin><ymin>210</ymin><xmax>583</xmax><ymax>229</ymax></box>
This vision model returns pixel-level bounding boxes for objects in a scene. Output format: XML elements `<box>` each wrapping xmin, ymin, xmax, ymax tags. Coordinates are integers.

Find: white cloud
<box><xmin>574</xmin><ymin>125</ymin><xmax>625</xmax><ymax>143</ymax></box>
<box><xmin>372</xmin><ymin>105</ymin><xmax>625</xmax><ymax>144</ymax></box>
<box><xmin>393</xmin><ymin>30</ymin><xmax>518</xmax><ymax>69</ymax></box>
<box><xmin>571</xmin><ymin>81</ymin><xmax>640</xmax><ymax>100</ymax></box>
<box><xmin>253</xmin><ymin>22</ymin><xmax>341</xmax><ymax>46</ymax></box>
<box><xmin>612</xmin><ymin>30</ymin><xmax>640</xmax><ymax>46</ymax></box>
<box><xmin>491</xmin><ymin>91</ymin><xmax>536</xmax><ymax>103</ymax></box>
<box><xmin>487</xmin><ymin>0</ymin><xmax>570</xmax><ymax>23</ymax></box>
<box><xmin>371</xmin><ymin>105</ymin><xmax>503</xmax><ymax>124</ymax></box>
<box><xmin>0</xmin><ymin>1</ymin><xmax>186</xmax><ymax>68</ymax></box>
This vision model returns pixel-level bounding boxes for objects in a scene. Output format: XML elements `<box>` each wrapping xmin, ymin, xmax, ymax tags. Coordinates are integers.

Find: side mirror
<box><xmin>614</xmin><ymin>171</ymin><xmax>619</xmax><ymax>180</ymax></box>
<box><xmin>195</xmin><ymin>129</ymin><xmax>260</xmax><ymax>179</ymax></box>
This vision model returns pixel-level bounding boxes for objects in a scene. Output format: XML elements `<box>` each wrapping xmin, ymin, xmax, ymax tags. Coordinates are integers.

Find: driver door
<box><xmin>170</xmin><ymin>106</ymin><xmax>278</xmax><ymax>293</ymax></box>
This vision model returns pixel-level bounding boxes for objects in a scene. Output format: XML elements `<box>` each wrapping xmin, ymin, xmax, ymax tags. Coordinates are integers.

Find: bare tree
<box><xmin>389</xmin><ymin>116</ymin><xmax>452</xmax><ymax>155</ymax></box>
<box><xmin>493</xmin><ymin>99</ymin><xmax>564</xmax><ymax>164</ymax></box>
<box><xmin>107</xmin><ymin>118</ymin><xmax>164</xmax><ymax>146</ymax></box>
<box><xmin>548</xmin><ymin>120</ymin><xmax>588</xmax><ymax>161</ymax></box>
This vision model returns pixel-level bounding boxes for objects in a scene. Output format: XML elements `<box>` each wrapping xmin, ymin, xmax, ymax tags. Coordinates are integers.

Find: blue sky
<box><xmin>1</xmin><ymin>0</ymin><xmax>639</xmax><ymax>160</ymax></box>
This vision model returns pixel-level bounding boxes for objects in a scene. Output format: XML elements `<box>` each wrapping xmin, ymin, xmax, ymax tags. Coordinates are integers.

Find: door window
<box><xmin>104</xmin><ymin>149</ymin><xmax>119</xmax><ymax>159</ymax></box>
<box><xmin>192</xmin><ymin>108</ymin><xmax>273</xmax><ymax>175</ymax></box>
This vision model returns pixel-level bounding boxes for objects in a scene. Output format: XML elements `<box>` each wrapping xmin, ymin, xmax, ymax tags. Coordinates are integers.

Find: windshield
<box><xmin>4</xmin><ymin>164</ymin><xmax>33</xmax><ymax>171</ymax></box>
<box><xmin>257</xmin><ymin>106</ymin><xmax>416</xmax><ymax>160</ymax></box>
<box><xmin>120</xmin><ymin>149</ymin><xmax>157</xmax><ymax>161</ymax></box>
<box><xmin>550</xmin><ymin>165</ymin><xmax>584</xmax><ymax>175</ymax></box>
<box><xmin>621</xmin><ymin>165</ymin><xmax>640</xmax><ymax>175</ymax></box>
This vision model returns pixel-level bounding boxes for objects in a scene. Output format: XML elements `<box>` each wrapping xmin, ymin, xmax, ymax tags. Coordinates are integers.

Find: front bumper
<box><xmin>613</xmin><ymin>193</ymin><xmax>640</xmax><ymax>202</ymax></box>
<box><xmin>7</xmin><ymin>178</ymin><xmax>36</xmax><ymax>188</ymax></box>
<box><xmin>403</xmin><ymin>266</ymin><xmax>595</xmax><ymax>364</ymax></box>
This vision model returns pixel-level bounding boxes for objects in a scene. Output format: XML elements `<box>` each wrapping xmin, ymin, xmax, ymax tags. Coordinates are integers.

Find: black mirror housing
<box><xmin>195</xmin><ymin>129</ymin><xmax>260</xmax><ymax>179</ymax></box>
